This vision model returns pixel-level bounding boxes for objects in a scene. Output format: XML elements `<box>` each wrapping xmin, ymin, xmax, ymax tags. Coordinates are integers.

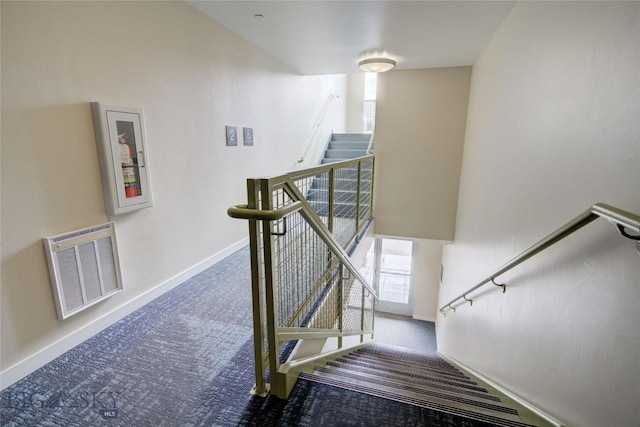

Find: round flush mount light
<box><xmin>358</xmin><ymin>57</ymin><xmax>396</xmax><ymax>73</ymax></box>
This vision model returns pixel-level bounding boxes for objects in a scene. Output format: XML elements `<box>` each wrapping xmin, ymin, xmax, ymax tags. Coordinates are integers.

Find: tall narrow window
<box><xmin>363</xmin><ymin>73</ymin><xmax>377</xmax><ymax>132</ymax></box>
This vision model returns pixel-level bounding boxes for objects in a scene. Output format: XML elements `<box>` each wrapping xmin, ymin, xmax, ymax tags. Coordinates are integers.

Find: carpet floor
<box><xmin>1</xmin><ymin>247</ymin><xmax>495</xmax><ymax>426</ymax></box>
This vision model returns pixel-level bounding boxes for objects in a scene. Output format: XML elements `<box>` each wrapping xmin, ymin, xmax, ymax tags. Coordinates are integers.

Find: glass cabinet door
<box><xmin>91</xmin><ymin>103</ymin><xmax>153</xmax><ymax>216</ymax></box>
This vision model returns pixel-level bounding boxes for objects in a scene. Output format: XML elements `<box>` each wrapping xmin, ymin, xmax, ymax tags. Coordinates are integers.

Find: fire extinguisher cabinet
<box><xmin>91</xmin><ymin>102</ymin><xmax>154</xmax><ymax>216</ymax></box>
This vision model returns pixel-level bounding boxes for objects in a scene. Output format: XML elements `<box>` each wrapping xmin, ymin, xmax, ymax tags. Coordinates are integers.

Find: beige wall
<box><xmin>437</xmin><ymin>2</ymin><xmax>640</xmax><ymax>426</ymax></box>
<box><xmin>373</xmin><ymin>67</ymin><xmax>471</xmax><ymax>241</ymax></box>
<box><xmin>0</xmin><ymin>1</ymin><xmax>346</xmax><ymax>382</ymax></box>
<box><xmin>412</xmin><ymin>240</ymin><xmax>442</xmax><ymax>322</ymax></box>
<box><xmin>345</xmin><ymin>73</ymin><xmax>365</xmax><ymax>133</ymax></box>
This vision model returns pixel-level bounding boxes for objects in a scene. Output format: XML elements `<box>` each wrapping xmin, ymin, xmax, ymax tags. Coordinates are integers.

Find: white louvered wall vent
<box><xmin>43</xmin><ymin>223</ymin><xmax>123</xmax><ymax>320</ymax></box>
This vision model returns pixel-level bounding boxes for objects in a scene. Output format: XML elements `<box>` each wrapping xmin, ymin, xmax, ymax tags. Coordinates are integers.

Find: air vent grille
<box><xmin>43</xmin><ymin>223</ymin><xmax>123</xmax><ymax>319</ymax></box>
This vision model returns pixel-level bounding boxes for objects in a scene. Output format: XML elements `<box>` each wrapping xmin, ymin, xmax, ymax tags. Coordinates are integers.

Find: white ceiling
<box><xmin>187</xmin><ymin>1</ymin><xmax>515</xmax><ymax>75</ymax></box>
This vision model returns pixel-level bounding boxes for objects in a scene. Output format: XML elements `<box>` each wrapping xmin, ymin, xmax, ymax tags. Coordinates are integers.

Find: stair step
<box><xmin>331</xmin><ymin>133</ymin><xmax>371</xmax><ymax>141</ymax></box>
<box><xmin>324</xmin><ymin>149</ymin><xmax>368</xmax><ymax>158</ymax></box>
<box><xmin>335</xmin><ymin>356</ymin><xmax>478</xmax><ymax>386</ymax></box>
<box><xmin>348</xmin><ymin>349</ymin><xmax>464</xmax><ymax>372</ymax></box>
<box><xmin>328</xmin><ymin>141</ymin><xmax>370</xmax><ymax>150</ymax></box>
<box><xmin>326</xmin><ymin>360</ymin><xmax>489</xmax><ymax>393</ymax></box>
<box><xmin>345</xmin><ymin>352</ymin><xmax>464</xmax><ymax>376</ymax></box>
<box><xmin>300</xmin><ymin>371</ymin><xmax>536</xmax><ymax>427</ymax></box>
<box><xmin>356</xmin><ymin>343</ymin><xmax>450</xmax><ymax>363</ymax></box>
<box><xmin>321</xmin><ymin>158</ymin><xmax>345</xmax><ymax>164</ymax></box>
<box><xmin>320</xmin><ymin>158</ymin><xmax>373</xmax><ymax>166</ymax></box>
<box><xmin>339</xmin><ymin>353</ymin><xmax>469</xmax><ymax>380</ymax></box>
<box><xmin>319</xmin><ymin>364</ymin><xmax>497</xmax><ymax>403</ymax></box>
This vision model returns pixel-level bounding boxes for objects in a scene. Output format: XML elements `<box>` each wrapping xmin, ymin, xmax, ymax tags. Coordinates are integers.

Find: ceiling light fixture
<box><xmin>358</xmin><ymin>57</ymin><xmax>396</xmax><ymax>73</ymax></box>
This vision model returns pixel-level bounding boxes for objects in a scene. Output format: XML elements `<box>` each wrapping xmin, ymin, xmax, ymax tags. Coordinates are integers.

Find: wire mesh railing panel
<box><xmin>358</xmin><ymin>159</ymin><xmax>374</xmax><ymax>224</ymax></box>
<box><xmin>342</xmin><ymin>277</ymin><xmax>374</xmax><ymax>332</ymax></box>
<box><xmin>293</xmin><ymin>173</ymin><xmax>330</xmax><ymax>228</ymax></box>
<box><xmin>332</xmin><ymin>165</ymin><xmax>359</xmax><ymax>247</ymax></box>
<box><xmin>272</xmin><ymin>206</ymin><xmax>342</xmax><ymax>329</ymax></box>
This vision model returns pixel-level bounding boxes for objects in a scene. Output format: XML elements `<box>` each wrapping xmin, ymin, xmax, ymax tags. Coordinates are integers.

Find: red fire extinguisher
<box><xmin>119</xmin><ymin>134</ymin><xmax>138</xmax><ymax>198</ymax></box>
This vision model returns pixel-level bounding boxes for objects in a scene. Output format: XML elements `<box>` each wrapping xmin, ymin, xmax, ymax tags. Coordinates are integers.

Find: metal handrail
<box><xmin>285</xmin><ymin>154</ymin><xmax>375</xmax><ymax>184</ymax></box>
<box><xmin>366</xmin><ymin>130</ymin><xmax>375</xmax><ymax>154</ymax></box>
<box><xmin>227</xmin><ymin>201</ymin><xmax>303</xmax><ymax>221</ymax></box>
<box><xmin>440</xmin><ymin>203</ymin><xmax>640</xmax><ymax>315</ymax></box>
<box><xmin>297</xmin><ymin>93</ymin><xmax>339</xmax><ymax>164</ymax></box>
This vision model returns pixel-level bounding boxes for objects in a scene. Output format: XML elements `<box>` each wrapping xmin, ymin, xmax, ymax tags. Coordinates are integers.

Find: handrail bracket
<box><xmin>491</xmin><ymin>278</ymin><xmax>507</xmax><ymax>293</ymax></box>
<box><xmin>616</xmin><ymin>224</ymin><xmax>640</xmax><ymax>241</ymax></box>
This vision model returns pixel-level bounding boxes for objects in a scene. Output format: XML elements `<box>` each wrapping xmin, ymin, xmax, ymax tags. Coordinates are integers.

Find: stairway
<box><xmin>299</xmin><ymin>343</ymin><xmax>544</xmax><ymax>427</ymax></box>
<box><xmin>307</xmin><ymin>133</ymin><xmax>372</xmax><ymax>217</ymax></box>
<box><xmin>321</xmin><ymin>133</ymin><xmax>371</xmax><ymax>164</ymax></box>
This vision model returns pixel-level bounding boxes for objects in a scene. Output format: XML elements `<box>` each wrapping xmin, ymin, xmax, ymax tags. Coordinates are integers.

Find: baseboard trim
<box><xmin>0</xmin><ymin>238</ymin><xmax>248</xmax><ymax>390</ymax></box>
<box><xmin>412</xmin><ymin>315</ymin><xmax>436</xmax><ymax>323</ymax></box>
<box><xmin>437</xmin><ymin>352</ymin><xmax>567</xmax><ymax>427</ymax></box>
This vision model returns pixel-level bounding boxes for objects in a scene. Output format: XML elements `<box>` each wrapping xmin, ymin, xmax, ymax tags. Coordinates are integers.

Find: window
<box><xmin>363</xmin><ymin>73</ymin><xmax>377</xmax><ymax>132</ymax></box>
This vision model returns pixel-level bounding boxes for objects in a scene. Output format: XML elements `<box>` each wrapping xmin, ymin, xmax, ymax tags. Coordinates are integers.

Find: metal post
<box><xmin>355</xmin><ymin>161</ymin><xmax>362</xmax><ymax>239</ymax></box>
<box><xmin>338</xmin><ymin>264</ymin><xmax>344</xmax><ymax>349</ymax></box>
<box><xmin>247</xmin><ymin>179</ymin><xmax>268</xmax><ymax>396</ymax></box>
<box><xmin>371</xmin><ymin>297</ymin><xmax>376</xmax><ymax>340</ymax></box>
<box><xmin>369</xmin><ymin>158</ymin><xmax>375</xmax><ymax>222</ymax></box>
<box><xmin>328</xmin><ymin>169</ymin><xmax>335</xmax><ymax>233</ymax></box>
<box><xmin>259</xmin><ymin>178</ymin><xmax>284</xmax><ymax>398</ymax></box>
<box><xmin>360</xmin><ymin>283</ymin><xmax>366</xmax><ymax>343</ymax></box>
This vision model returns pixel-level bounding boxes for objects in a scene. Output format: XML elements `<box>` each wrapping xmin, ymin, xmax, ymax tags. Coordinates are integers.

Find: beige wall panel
<box><xmin>373</xmin><ymin>67</ymin><xmax>471</xmax><ymax>241</ymax></box>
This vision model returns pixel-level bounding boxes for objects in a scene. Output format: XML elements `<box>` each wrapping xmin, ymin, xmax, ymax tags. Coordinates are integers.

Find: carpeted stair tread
<box><xmin>298</xmin><ymin>372</ymin><xmax>538</xmax><ymax>427</ymax></box>
<box><xmin>326</xmin><ymin>360</ymin><xmax>490</xmax><ymax>394</ymax></box>
<box><xmin>316</xmin><ymin>365</ymin><xmax>500</xmax><ymax>403</ymax></box>
<box><xmin>336</xmin><ymin>355</ymin><xmax>473</xmax><ymax>384</ymax></box>
<box><xmin>355</xmin><ymin>343</ymin><xmax>450</xmax><ymax>363</ymax></box>
<box><xmin>309</xmin><ymin>367</ymin><xmax>515</xmax><ymax>416</ymax></box>
<box><xmin>340</xmin><ymin>352</ymin><xmax>467</xmax><ymax>378</ymax></box>
<box><xmin>298</xmin><ymin>342</ymin><xmax>543</xmax><ymax>427</ymax></box>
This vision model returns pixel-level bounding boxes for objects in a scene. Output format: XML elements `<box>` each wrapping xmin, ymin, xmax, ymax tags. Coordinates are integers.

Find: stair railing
<box><xmin>228</xmin><ymin>154</ymin><xmax>377</xmax><ymax>399</ymax></box>
<box><xmin>440</xmin><ymin>203</ymin><xmax>640</xmax><ymax>315</ymax></box>
<box><xmin>297</xmin><ymin>93</ymin><xmax>339</xmax><ymax>164</ymax></box>
<box><xmin>366</xmin><ymin>130</ymin><xmax>375</xmax><ymax>154</ymax></box>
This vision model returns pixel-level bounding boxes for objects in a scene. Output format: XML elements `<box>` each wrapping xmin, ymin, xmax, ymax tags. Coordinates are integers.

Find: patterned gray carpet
<box><xmin>0</xmin><ymin>247</ymin><xmax>495</xmax><ymax>426</ymax></box>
